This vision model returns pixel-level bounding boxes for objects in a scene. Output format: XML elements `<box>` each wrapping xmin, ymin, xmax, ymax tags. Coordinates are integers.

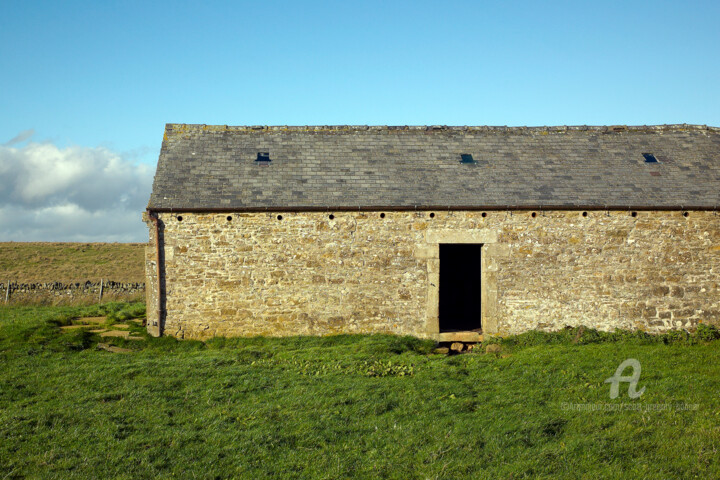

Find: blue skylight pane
<box><xmin>643</xmin><ymin>153</ymin><xmax>658</xmax><ymax>163</ymax></box>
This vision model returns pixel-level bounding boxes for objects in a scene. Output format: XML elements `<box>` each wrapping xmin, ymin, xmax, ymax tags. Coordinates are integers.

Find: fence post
<box><xmin>4</xmin><ymin>280</ymin><xmax>9</xmax><ymax>304</ymax></box>
<box><xmin>99</xmin><ymin>278</ymin><xmax>104</xmax><ymax>303</ymax></box>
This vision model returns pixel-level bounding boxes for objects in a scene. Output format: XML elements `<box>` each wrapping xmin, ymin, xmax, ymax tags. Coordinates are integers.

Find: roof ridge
<box><xmin>165</xmin><ymin>124</ymin><xmax>719</xmax><ymax>135</ymax></box>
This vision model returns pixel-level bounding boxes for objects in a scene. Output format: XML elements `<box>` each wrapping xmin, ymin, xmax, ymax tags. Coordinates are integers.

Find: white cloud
<box><xmin>0</xmin><ymin>136</ymin><xmax>154</xmax><ymax>241</ymax></box>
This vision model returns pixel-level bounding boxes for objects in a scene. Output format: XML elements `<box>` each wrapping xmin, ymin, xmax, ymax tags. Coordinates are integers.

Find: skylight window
<box><xmin>256</xmin><ymin>152</ymin><xmax>271</xmax><ymax>162</ymax></box>
<box><xmin>642</xmin><ymin>153</ymin><xmax>658</xmax><ymax>163</ymax></box>
<box><xmin>460</xmin><ymin>153</ymin><xmax>476</xmax><ymax>164</ymax></box>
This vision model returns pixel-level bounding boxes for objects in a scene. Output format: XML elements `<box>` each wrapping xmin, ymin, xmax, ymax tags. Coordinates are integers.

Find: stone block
<box><xmin>413</xmin><ymin>244</ymin><xmax>438</xmax><ymax>259</ymax></box>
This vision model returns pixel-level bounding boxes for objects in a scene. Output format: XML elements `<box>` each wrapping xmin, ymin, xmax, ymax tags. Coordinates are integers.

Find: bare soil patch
<box><xmin>76</xmin><ymin>317</ymin><xmax>108</xmax><ymax>324</ymax></box>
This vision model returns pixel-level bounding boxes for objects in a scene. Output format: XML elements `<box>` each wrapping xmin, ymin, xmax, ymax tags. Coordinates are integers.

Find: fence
<box><xmin>1</xmin><ymin>280</ymin><xmax>145</xmax><ymax>305</ymax></box>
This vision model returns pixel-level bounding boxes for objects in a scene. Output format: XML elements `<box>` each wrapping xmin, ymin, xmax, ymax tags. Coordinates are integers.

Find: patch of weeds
<box><xmin>277</xmin><ymin>358</ymin><xmax>347</xmax><ymax>376</ymax></box>
<box><xmin>360</xmin><ymin>360</ymin><xmax>415</xmax><ymax>377</ymax></box>
<box><xmin>662</xmin><ymin>328</ymin><xmax>693</xmax><ymax>345</ymax></box>
<box><xmin>694</xmin><ymin>323</ymin><xmax>720</xmax><ymax>342</ymax></box>
<box><xmin>603</xmin><ymin>328</ymin><xmax>658</xmax><ymax>344</ymax></box>
<box><xmin>492</xmin><ymin>324</ymin><xmax>720</xmax><ymax>351</ymax></box>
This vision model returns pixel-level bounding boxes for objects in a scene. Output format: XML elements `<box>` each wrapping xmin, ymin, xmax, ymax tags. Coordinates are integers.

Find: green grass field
<box><xmin>1</xmin><ymin>304</ymin><xmax>719</xmax><ymax>479</ymax></box>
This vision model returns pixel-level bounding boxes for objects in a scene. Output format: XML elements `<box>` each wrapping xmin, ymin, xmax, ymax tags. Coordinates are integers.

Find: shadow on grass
<box><xmin>2</xmin><ymin>302</ymin><xmax>720</xmax><ymax>357</ymax></box>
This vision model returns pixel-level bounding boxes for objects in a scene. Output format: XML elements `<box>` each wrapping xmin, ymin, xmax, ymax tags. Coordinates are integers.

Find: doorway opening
<box><xmin>439</xmin><ymin>243</ymin><xmax>482</xmax><ymax>332</ymax></box>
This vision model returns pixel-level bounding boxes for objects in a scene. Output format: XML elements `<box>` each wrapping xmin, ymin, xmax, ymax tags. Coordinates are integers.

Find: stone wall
<box><xmin>1</xmin><ymin>281</ymin><xmax>145</xmax><ymax>305</ymax></box>
<box><xmin>145</xmin><ymin>210</ymin><xmax>720</xmax><ymax>339</ymax></box>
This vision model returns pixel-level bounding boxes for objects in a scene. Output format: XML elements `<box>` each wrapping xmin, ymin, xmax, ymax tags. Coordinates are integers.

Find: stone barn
<box><xmin>144</xmin><ymin>124</ymin><xmax>720</xmax><ymax>341</ymax></box>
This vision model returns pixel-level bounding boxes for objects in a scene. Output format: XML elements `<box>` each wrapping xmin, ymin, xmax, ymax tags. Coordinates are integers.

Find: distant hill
<box><xmin>0</xmin><ymin>242</ymin><xmax>145</xmax><ymax>284</ymax></box>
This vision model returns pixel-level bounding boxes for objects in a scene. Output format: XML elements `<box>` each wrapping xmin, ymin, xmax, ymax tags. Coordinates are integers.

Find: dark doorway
<box><xmin>439</xmin><ymin>244</ymin><xmax>482</xmax><ymax>332</ymax></box>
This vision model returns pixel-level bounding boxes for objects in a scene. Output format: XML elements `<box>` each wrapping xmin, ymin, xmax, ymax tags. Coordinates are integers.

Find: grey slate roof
<box><xmin>148</xmin><ymin>124</ymin><xmax>720</xmax><ymax>210</ymax></box>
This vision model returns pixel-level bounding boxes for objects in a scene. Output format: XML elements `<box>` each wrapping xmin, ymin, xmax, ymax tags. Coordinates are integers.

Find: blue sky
<box><xmin>1</xmin><ymin>0</ymin><xmax>719</xmax><ymax>241</ymax></box>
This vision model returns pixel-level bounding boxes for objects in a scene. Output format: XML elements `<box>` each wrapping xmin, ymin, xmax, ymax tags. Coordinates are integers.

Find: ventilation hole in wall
<box><xmin>631</xmin><ymin>211</ymin><xmax>637</xmax><ymax>217</ymax></box>
<box><xmin>380</xmin><ymin>213</ymin><xmax>385</xmax><ymax>218</ymax></box>
<box><xmin>531</xmin><ymin>212</ymin><xmax>537</xmax><ymax>218</ymax></box>
<box><xmin>277</xmin><ymin>215</ymin><xmax>283</xmax><ymax>221</ymax></box>
<box><xmin>329</xmin><ymin>214</ymin><xmax>335</xmax><ymax>220</ymax></box>
<box><xmin>429</xmin><ymin>212</ymin><xmax>435</xmax><ymax>218</ymax></box>
<box><xmin>226</xmin><ymin>216</ymin><xmax>232</xmax><ymax>222</ymax></box>
<box><xmin>582</xmin><ymin>211</ymin><xmax>588</xmax><ymax>217</ymax></box>
<box><xmin>481</xmin><ymin>212</ymin><xmax>487</xmax><ymax>218</ymax></box>
<box><xmin>683</xmin><ymin>212</ymin><xmax>689</xmax><ymax>217</ymax></box>
<box><xmin>177</xmin><ymin>215</ymin><xmax>183</xmax><ymax>222</ymax></box>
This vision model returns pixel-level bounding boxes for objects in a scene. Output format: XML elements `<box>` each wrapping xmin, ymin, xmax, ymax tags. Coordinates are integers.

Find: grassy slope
<box><xmin>0</xmin><ymin>242</ymin><xmax>145</xmax><ymax>283</ymax></box>
<box><xmin>1</xmin><ymin>305</ymin><xmax>719</xmax><ymax>479</ymax></box>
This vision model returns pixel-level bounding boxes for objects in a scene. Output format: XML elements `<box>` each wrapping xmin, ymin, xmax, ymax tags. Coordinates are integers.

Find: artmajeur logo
<box><xmin>561</xmin><ymin>358</ymin><xmax>698</xmax><ymax>412</ymax></box>
<box><xmin>604</xmin><ymin>358</ymin><xmax>646</xmax><ymax>399</ymax></box>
